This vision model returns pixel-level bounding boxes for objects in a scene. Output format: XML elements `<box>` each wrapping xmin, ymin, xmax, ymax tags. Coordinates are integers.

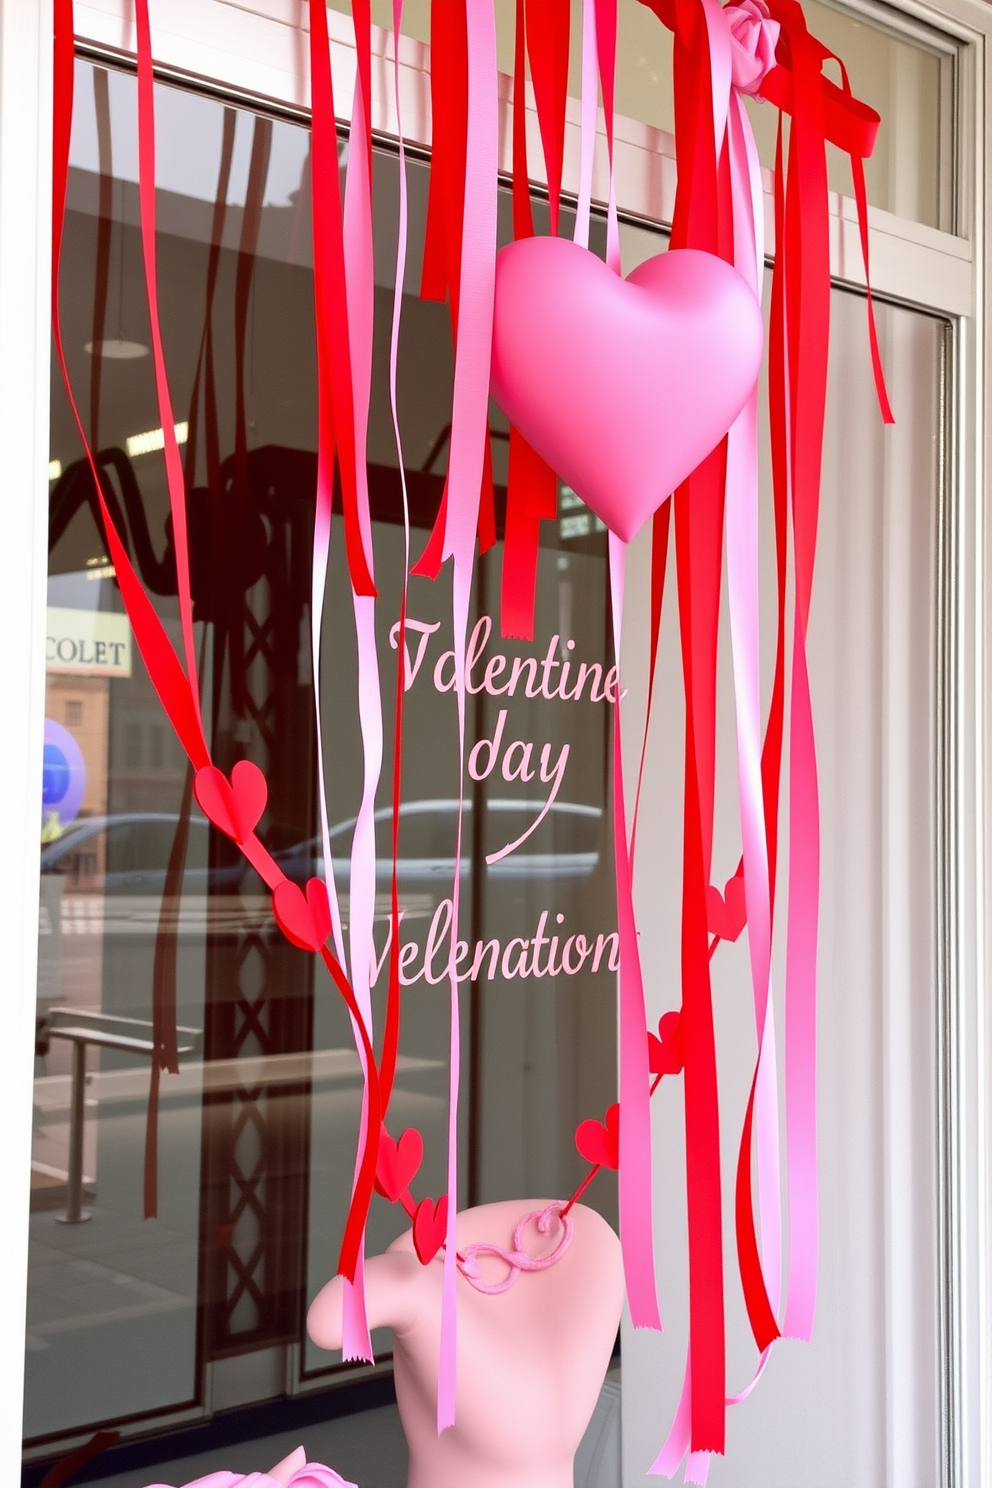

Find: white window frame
<box><xmin>0</xmin><ymin>0</ymin><xmax>989</xmax><ymax>1481</ymax></box>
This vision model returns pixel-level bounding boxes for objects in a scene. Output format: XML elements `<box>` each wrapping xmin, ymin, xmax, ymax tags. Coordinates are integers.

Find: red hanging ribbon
<box><xmin>664</xmin><ymin>0</ymin><xmax>731</xmax><ymax>1448</ymax></box>
<box><xmin>53</xmin><ymin>0</ymin><xmax>378</xmax><ymax>1283</ymax></box>
<box><xmin>308</xmin><ymin>0</ymin><xmax>376</xmax><ymax>599</ymax></box>
<box><xmin>732</xmin><ymin>118</ymin><xmax>789</xmax><ymax>1355</ymax></box>
<box><xmin>499</xmin><ymin>0</ymin><xmax>564</xmax><ymax>642</ymax></box>
<box><xmin>511</xmin><ymin>0</ymin><xmax>534</xmax><ymax>242</ymax></box>
<box><xmin>524</xmin><ymin>0</ymin><xmax>570</xmax><ymax>236</ymax></box>
<box><xmin>52</xmin><ymin>0</ymin><xmax>209</xmax><ymax>770</ymax></box>
<box><xmin>415</xmin><ymin>0</ymin><xmax>495</xmax><ymax>577</ymax></box>
<box><xmin>501</xmin><ymin>429</ymin><xmax>558</xmax><ymax>639</ymax></box>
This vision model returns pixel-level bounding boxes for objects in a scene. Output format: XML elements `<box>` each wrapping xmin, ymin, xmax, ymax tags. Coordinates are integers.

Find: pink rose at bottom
<box><xmin>144</xmin><ymin>1448</ymin><xmax>357</xmax><ymax>1488</ymax></box>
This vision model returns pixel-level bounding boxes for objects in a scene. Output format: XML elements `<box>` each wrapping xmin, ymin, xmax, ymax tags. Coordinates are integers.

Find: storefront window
<box><xmin>329</xmin><ymin>0</ymin><xmax>954</xmax><ymax>230</ymax></box>
<box><xmin>29</xmin><ymin>57</ymin><xmax>616</xmax><ymax>1463</ymax></box>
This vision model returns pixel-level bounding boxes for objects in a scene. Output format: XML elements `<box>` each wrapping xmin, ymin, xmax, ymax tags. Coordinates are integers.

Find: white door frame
<box><xmin>0</xmin><ymin>0</ymin><xmax>988</xmax><ymax>1482</ymax></box>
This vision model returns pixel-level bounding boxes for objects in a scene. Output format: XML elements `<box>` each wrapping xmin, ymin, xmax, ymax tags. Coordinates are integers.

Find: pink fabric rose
<box><xmin>145</xmin><ymin>1463</ymin><xmax>357</xmax><ymax>1488</ymax></box>
<box><xmin>724</xmin><ymin>0</ymin><xmax>781</xmax><ymax>94</ymax></box>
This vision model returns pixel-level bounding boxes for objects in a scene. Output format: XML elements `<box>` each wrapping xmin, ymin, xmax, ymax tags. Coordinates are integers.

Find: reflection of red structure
<box><xmin>195</xmin><ymin>450</ymin><xmax>317</xmax><ymax>1362</ymax></box>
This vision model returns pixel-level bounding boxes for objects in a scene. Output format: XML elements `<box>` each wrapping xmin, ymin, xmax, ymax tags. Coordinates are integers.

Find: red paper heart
<box><xmin>194</xmin><ymin>759</ymin><xmax>267</xmax><ymax>844</ymax></box>
<box><xmin>272</xmin><ymin>876</ymin><xmax>332</xmax><ymax>952</ymax></box>
<box><xmin>412</xmin><ymin>1194</ymin><xmax>448</xmax><ymax>1265</ymax></box>
<box><xmin>648</xmin><ymin>1010</ymin><xmax>685</xmax><ymax>1077</ymax></box>
<box><xmin>575</xmin><ymin>1103</ymin><xmax>620</xmax><ymax>1170</ymax></box>
<box><xmin>375</xmin><ymin>1126</ymin><xmax>424</xmax><ymax>1204</ymax></box>
<box><xmin>707</xmin><ymin>872</ymin><xmax>747</xmax><ymax>942</ymax></box>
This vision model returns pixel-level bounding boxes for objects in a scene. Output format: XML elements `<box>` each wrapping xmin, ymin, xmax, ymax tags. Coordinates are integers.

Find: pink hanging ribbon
<box><xmin>652</xmin><ymin>17</ymin><xmax>782</xmax><ymax>1475</ymax></box>
<box><xmin>305</xmin><ymin>0</ymin><xmax>382</xmax><ymax>1361</ymax></box>
<box><xmin>573</xmin><ymin>0</ymin><xmax>619</xmax><ymax>271</ymax></box>
<box><xmin>609</xmin><ymin>535</ymin><xmax>663</xmax><ymax>1333</ymax></box>
<box><xmin>574</xmin><ymin>3</ymin><xmax>662</xmax><ymax>1338</ymax></box>
<box><xmin>432</xmin><ymin>0</ymin><xmax>498</xmax><ymax>1434</ymax></box>
<box><xmin>380</xmin><ymin>0</ymin><xmax>412</xmax><ymax>1121</ymax></box>
<box><xmin>339</xmin><ymin>1</ymin><xmax>383</xmax><ymax>1367</ymax></box>
<box><xmin>724</xmin><ymin>25</ymin><xmax>783</xmax><ymax>1346</ymax></box>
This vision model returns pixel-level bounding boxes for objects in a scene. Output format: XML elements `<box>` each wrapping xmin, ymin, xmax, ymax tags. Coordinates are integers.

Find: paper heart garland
<box><xmin>413</xmin><ymin>1194</ymin><xmax>449</xmax><ymax>1265</ymax></box>
<box><xmin>574</xmin><ymin>1102</ymin><xmax>620</xmax><ymax>1170</ymax></box>
<box><xmin>648</xmin><ymin>1010</ymin><xmax>685</xmax><ymax>1077</ymax></box>
<box><xmin>194</xmin><ymin>759</ymin><xmax>267</xmax><ymax>844</ymax></box>
<box><xmin>272</xmin><ymin>877</ymin><xmax>332</xmax><ymax>953</ymax></box>
<box><xmin>707</xmin><ymin>872</ymin><xmax>747</xmax><ymax>942</ymax></box>
<box><xmin>375</xmin><ymin>1125</ymin><xmax>424</xmax><ymax>1203</ymax></box>
<box><xmin>490</xmin><ymin>238</ymin><xmax>764</xmax><ymax>543</ymax></box>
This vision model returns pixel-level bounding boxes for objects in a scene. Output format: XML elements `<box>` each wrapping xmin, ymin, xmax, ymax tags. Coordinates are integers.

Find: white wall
<box><xmin>620</xmin><ymin>286</ymin><xmax>944</xmax><ymax>1486</ymax></box>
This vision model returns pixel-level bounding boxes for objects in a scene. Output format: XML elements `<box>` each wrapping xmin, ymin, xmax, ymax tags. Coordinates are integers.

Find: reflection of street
<box><xmin>24</xmin><ymin>1049</ymin><xmax>444</xmax><ymax>1440</ymax></box>
<box><xmin>41</xmin><ymin>892</ymin><xmax>437</xmax><ymax>937</ymax></box>
<box><xmin>31</xmin><ymin>883</ymin><xmax>438</xmax><ymax>1223</ymax></box>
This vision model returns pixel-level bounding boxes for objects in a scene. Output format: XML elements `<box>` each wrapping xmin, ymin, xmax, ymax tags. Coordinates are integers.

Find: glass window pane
<box><xmin>30</xmin><ymin>55</ymin><xmax>618</xmax><ymax>1471</ymax></box>
<box><xmin>353</xmin><ymin>0</ymin><xmax>953</xmax><ymax>231</ymax></box>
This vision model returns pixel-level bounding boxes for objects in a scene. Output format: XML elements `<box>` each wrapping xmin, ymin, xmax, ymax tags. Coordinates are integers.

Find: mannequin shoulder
<box><xmin>307</xmin><ymin>1245</ymin><xmax>429</xmax><ymax>1350</ymax></box>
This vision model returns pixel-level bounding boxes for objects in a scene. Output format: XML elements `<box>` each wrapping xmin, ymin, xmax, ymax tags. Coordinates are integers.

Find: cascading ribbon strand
<box><xmin>54</xmin><ymin>0</ymin><xmax>381</xmax><ymax>1293</ymax></box>
<box><xmin>609</xmin><ymin>535</ymin><xmax>663</xmax><ymax>1334</ymax></box>
<box><xmin>433</xmin><ymin>0</ymin><xmax>499</xmax><ymax>1431</ymax></box>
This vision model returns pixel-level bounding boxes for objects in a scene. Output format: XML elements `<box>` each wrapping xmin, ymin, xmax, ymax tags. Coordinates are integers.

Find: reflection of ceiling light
<box><xmin>85</xmin><ymin>555</ymin><xmax>115</xmax><ymax>580</ymax></box>
<box><xmin>558</xmin><ymin>484</ymin><xmax>606</xmax><ymax>541</ymax></box>
<box><xmin>84</xmin><ymin>339</ymin><xmax>149</xmax><ymax>360</ymax></box>
<box><xmin>126</xmin><ymin>421</ymin><xmax>189</xmax><ymax>458</ymax></box>
<box><xmin>48</xmin><ymin>459</ymin><xmax>62</xmax><ymax>482</ymax></box>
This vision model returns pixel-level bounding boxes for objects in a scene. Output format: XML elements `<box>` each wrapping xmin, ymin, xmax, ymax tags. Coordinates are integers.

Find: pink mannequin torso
<box><xmin>308</xmin><ymin>1201</ymin><xmax>624</xmax><ymax>1488</ymax></box>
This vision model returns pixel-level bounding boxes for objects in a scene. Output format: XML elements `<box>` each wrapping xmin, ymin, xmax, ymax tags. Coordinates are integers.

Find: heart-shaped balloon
<box><xmin>575</xmin><ymin>1102</ymin><xmax>620</xmax><ymax>1170</ymax></box>
<box><xmin>194</xmin><ymin>759</ymin><xmax>268</xmax><ymax>845</ymax></box>
<box><xmin>707</xmin><ymin>872</ymin><xmax>747</xmax><ymax>943</ymax></box>
<box><xmin>272</xmin><ymin>877</ymin><xmax>332</xmax><ymax>953</ymax></box>
<box><xmin>413</xmin><ymin>1194</ymin><xmax>449</xmax><ymax>1265</ymax></box>
<box><xmin>491</xmin><ymin>238</ymin><xmax>764</xmax><ymax>542</ymax></box>
<box><xmin>375</xmin><ymin>1125</ymin><xmax>424</xmax><ymax>1203</ymax></box>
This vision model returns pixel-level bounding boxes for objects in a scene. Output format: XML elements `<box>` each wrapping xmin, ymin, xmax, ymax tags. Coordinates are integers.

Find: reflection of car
<box><xmin>39</xmin><ymin>813</ymin><xmax>239</xmax><ymax>896</ymax></box>
<box><xmin>275</xmin><ymin>799</ymin><xmax>602</xmax><ymax>884</ymax></box>
<box><xmin>38</xmin><ymin>798</ymin><xmax>602</xmax><ymax>896</ymax></box>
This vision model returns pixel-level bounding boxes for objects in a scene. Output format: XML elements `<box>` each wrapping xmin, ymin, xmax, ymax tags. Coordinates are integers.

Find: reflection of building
<box><xmin>44</xmin><ymin>597</ymin><xmax>127</xmax><ymax>838</ymax></box>
<box><xmin>108</xmin><ymin>688</ymin><xmax>188</xmax><ymax>816</ymax></box>
<box><xmin>44</xmin><ymin>677</ymin><xmax>109</xmax><ymax>834</ymax></box>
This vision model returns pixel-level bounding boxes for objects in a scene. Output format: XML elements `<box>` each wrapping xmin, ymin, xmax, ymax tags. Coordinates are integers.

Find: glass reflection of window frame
<box><xmin>803</xmin><ymin>0</ymin><xmax>960</xmax><ymax>233</ymax></box>
<box><xmin>29</xmin><ymin>50</ymin><xmax>618</xmax><ymax>1446</ymax></box>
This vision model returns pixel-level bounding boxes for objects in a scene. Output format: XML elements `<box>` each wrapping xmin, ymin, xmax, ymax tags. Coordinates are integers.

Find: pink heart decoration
<box><xmin>491</xmin><ymin>238</ymin><xmax>764</xmax><ymax>542</ymax></box>
<box><xmin>194</xmin><ymin>759</ymin><xmax>267</xmax><ymax>844</ymax></box>
<box><xmin>575</xmin><ymin>1102</ymin><xmax>620</xmax><ymax>1170</ymax></box>
<box><xmin>413</xmin><ymin>1194</ymin><xmax>449</xmax><ymax>1265</ymax></box>
<box><xmin>648</xmin><ymin>1010</ymin><xmax>685</xmax><ymax>1077</ymax></box>
<box><xmin>375</xmin><ymin>1125</ymin><xmax>424</xmax><ymax>1203</ymax></box>
<box><xmin>707</xmin><ymin>872</ymin><xmax>747</xmax><ymax>942</ymax></box>
<box><xmin>272</xmin><ymin>877</ymin><xmax>332</xmax><ymax>953</ymax></box>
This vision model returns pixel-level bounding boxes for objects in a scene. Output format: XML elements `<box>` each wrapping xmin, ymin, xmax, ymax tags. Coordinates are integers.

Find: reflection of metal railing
<box><xmin>41</xmin><ymin>1008</ymin><xmax>201</xmax><ymax>1224</ymax></box>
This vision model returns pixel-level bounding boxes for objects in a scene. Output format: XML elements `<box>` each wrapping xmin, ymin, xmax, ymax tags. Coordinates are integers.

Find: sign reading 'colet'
<box><xmin>46</xmin><ymin>607</ymin><xmax>132</xmax><ymax>677</ymax></box>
